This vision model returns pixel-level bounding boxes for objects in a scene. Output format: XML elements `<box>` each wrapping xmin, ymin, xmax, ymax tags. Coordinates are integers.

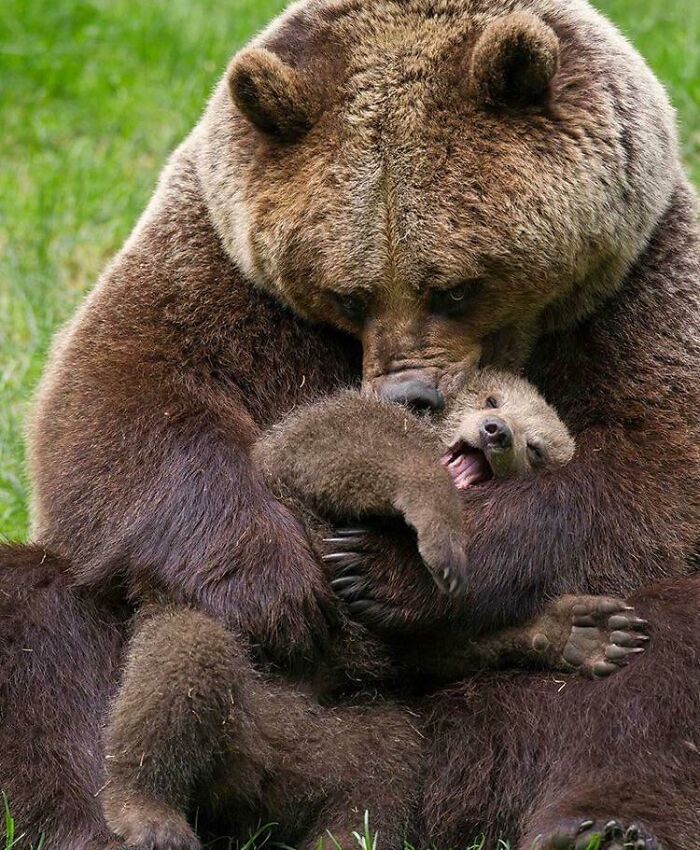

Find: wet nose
<box><xmin>480</xmin><ymin>418</ymin><xmax>513</xmax><ymax>449</ymax></box>
<box><xmin>379</xmin><ymin>379</ymin><xmax>444</xmax><ymax>413</ymax></box>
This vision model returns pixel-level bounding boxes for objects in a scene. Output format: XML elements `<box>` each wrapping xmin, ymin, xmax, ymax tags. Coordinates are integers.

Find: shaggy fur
<box><xmin>101</xmin><ymin>382</ymin><xmax>637</xmax><ymax>850</ymax></box>
<box><xmin>102</xmin><ymin>591</ymin><xmax>646</xmax><ymax>850</ymax></box>
<box><xmin>1</xmin><ymin>0</ymin><xmax>698</xmax><ymax>847</ymax></box>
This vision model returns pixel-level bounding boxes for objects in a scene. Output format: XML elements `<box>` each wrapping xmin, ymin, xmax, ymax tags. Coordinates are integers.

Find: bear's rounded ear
<box><xmin>228</xmin><ymin>48</ymin><xmax>317</xmax><ymax>142</ymax></box>
<box><xmin>469</xmin><ymin>12</ymin><xmax>560</xmax><ymax>108</ymax></box>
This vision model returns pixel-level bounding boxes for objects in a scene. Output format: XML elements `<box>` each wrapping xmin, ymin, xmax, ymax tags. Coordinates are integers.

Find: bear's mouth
<box><xmin>441</xmin><ymin>441</ymin><xmax>494</xmax><ymax>490</ymax></box>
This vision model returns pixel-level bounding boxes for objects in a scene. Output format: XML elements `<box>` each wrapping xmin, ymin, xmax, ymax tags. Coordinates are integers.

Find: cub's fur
<box><xmin>103</xmin><ymin>380</ymin><xmax>644</xmax><ymax>850</ymax></box>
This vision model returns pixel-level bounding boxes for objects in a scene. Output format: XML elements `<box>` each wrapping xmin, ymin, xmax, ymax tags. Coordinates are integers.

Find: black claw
<box><xmin>323</xmin><ymin>536</ymin><xmax>361</xmax><ymax>546</ymax></box>
<box><xmin>330</xmin><ymin>576</ymin><xmax>360</xmax><ymax>590</ymax></box>
<box><xmin>323</xmin><ymin>552</ymin><xmax>357</xmax><ymax>563</ymax></box>
<box><xmin>577</xmin><ymin>820</ymin><xmax>595</xmax><ymax>834</ymax></box>
<box><xmin>604</xmin><ymin>820</ymin><xmax>623</xmax><ymax>840</ymax></box>
<box><xmin>625</xmin><ymin>826</ymin><xmax>640</xmax><ymax>842</ymax></box>
<box><xmin>334</xmin><ymin>528</ymin><xmax>370</xmax><ymax>537</ymax></box>
<box><xmin>348</xmin><ymin>600</ymin><xmax>377</xmax><ymax>614</ymax></box>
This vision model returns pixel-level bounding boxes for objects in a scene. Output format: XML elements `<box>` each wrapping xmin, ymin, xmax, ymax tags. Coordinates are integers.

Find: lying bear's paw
<box><xmin>532</xmin><ymin>817</ymin><xmax>661</xmax><ymax>850</ymax></box>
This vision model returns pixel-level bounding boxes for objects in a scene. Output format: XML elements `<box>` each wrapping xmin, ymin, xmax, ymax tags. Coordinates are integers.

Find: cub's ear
<box><xmin>469</xmin><ymin>12</ymin><xmax>560</xmax><ymax>107</ymax></box>
<box><xmin>228</xmin><ymin>48</ymin><xmax>317</xmax><ymax>142</ymax></box>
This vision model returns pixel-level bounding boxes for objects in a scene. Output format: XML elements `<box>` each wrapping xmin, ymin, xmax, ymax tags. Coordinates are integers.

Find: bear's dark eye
<box><xmin>429</xmin><ymin>280</ymin><xmax>483</xmax><ymax>318</ymax></box>
<box><xmin>527</xmin><ymin>441</ymin><xmax>546</xmax><ymax>466</ymax></box>
<box><xmin>329</xmin><ymin>292</ymin><xmax>367</xmax><ymax>325</ymax></box>
<box><xmin>485</xmin><ymin>396</ymin><xmax>499</xmax><ymax>409</ymax></box>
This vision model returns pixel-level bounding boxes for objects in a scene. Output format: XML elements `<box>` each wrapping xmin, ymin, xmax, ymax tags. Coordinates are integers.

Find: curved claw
<box><xmin>603</xmin><ymin>820</ymin><xmax>624</xmax><ymax>842</ymax></box>
<box><xmin>322</xmin><ymin>552</ymin><xmax>358</xmax><ymax>563</ymax></box>
<box><xmin>331</xmin><ymin>528</ymin><xmax>371</xmax><ymax>537</ymax></box>
<box><xmin>323</xmin><ymin>536</ymin><xmax>361</xmax><ymax>545</ymax></box>
<box><xmin>330</xmin><ymin>575</ymin><xmax>360</xmax><ymax>590</ymax></box>
<box><xmin>605</xmin><ymin>644</ymin><xmax>645</xmax><ymax>663</ymax></box>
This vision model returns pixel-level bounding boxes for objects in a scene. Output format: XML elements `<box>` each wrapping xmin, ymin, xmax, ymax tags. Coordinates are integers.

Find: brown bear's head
<box><xmin>197</xmin><ymin>0</ymin><xmax>679</xmax><ymax>411</ymax></box>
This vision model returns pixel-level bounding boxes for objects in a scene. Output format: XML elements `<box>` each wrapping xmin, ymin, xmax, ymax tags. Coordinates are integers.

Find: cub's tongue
<box><xmin>442</xmin><ymin>445</ymin><xmax>493</xmax><ymax>490</ymax></box>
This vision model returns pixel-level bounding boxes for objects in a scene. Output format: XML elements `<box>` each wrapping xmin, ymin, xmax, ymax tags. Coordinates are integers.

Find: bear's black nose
<box><xmin>480</xmin><ymin>418</ymin><xmax>513</xmax><ymax>450</ymax></box>
<box><xmin>379</xmin><ymin>379</ymin><xmax>444</xmax><ymax>413</ymax></box>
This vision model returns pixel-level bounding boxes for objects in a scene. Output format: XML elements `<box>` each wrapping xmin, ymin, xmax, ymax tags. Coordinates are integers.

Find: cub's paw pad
<box><xmin>561</xmin><ymin>596</ymin><xmax>649</xmax><ymax>677</ymax></box>
<box><xmin>534</xmin><ymin>818</ymin><xmax>660</xmax><ymax>850</ymax></box>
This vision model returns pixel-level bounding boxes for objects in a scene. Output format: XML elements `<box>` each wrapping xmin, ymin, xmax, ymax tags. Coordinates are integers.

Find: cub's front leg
<box><xmin>252</xmin><ymin>392</ymin><xmax>468</xmax><ymax>594</ymax></box>
<box><xmin>400</xmin><ymin>595</ymin><xmax>650</xmax><ymax>683</ymax></box>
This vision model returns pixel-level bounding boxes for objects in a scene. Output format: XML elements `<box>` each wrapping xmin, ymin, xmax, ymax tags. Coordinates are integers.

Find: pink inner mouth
<box><xmin>441</xmin><ymin>442</ymin><xmax>493</xmax><ymax>490</ymax></box>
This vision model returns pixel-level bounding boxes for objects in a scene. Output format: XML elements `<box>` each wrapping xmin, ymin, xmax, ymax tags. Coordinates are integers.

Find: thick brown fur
<box><xmin>101</xmin><ymin>387</ymin><xmax>642</xmax><ymax>850</ymax></box>
<box><xmin>1</xmin><ymin>0</ymin><xmax>699</xmax><ymax>846</ymax></box>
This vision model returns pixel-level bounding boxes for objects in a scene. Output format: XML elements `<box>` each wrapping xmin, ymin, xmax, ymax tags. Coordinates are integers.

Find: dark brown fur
<box><xmin>1</xmin><ymin>0</ymin><xmax>699</xmax><ymax>847</ymax></box>
<box><xmin>101</xmin><ymin>389</ymin><xmax>643</xmax><ymax>850</ymax></box>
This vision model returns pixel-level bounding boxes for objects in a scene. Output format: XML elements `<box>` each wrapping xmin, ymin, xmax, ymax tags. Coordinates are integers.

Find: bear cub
<box><xmin>102</xmin><ymin>370</ymin><xmax>648</xmax><ymax>850</ymax></box>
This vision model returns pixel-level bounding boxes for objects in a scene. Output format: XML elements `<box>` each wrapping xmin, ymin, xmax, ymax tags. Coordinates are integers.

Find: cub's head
<box><xmin>441</xmin><ymin>369</ymin><xmax>575</xmax><ymax>487</ymax></box>
<box><xmin>198</xmin><ymin>0</ymin><xmax>678</xmax><ymax>411</ymax></box>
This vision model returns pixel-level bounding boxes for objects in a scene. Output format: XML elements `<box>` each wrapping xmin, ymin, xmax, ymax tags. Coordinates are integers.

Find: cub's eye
<box><xmin>527</xmin><ymin>441</ymin><xmax>546</xmax><ymax>466</ymax></box>
<box><xmin>429</xmin><ymin>280</ymin><xmax>483</xmax><ymax>318</ymax></box>
<box><xmin>485</xmin><ymin>396</ymin><xmax>499</xmax><ymax>409</ymax></box>
<box><xmin>329</xmin><ymin>292</ymin><xmax>367</xmax><ymax>325</ymax></box>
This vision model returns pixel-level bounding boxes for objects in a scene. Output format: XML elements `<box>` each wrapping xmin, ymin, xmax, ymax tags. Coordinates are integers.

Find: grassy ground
<box><xmin>1</xmin><ymin>0</ymin><xmax>699</xmax><ymax>541</ymax></box>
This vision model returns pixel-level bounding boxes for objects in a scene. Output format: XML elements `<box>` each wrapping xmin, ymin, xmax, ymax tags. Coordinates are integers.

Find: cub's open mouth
<box><xmin>441</xmin><ymin>442</ymin><xmax>494</xmax><ymax>490</ymax></box>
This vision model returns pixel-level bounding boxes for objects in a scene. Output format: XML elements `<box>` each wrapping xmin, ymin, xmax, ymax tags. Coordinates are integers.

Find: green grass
<box><xmin>1</xmin><ymin>0</ymin><xmax>699</xmax><ymax>540</ymax></box>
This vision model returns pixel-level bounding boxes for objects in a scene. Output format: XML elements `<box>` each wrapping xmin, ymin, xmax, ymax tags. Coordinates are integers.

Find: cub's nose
<box><xmin>480</xmin><ymin>418</ymin><xmax>513</xmax><ymax>450</ymax></box>
<box><xmin>379</xmin><ymin>379</ymin><xmax>444</xmax><ymax>413</ymax></box>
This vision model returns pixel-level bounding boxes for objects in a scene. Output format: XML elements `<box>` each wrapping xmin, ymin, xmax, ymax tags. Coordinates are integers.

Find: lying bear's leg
<box><xmin>286</xmin><ymin>700</ymin><xmax>423</xmax><ymax>850</ymax></box>
<box><xmin>518</xmin><ymin>576</ymin><xmax>700</xmax><ymax>850</ymax></box>
<box><xmin>0</xmin><ymin>544</ymin><xmax>125</xmax><ymax>850</ymax></box>
<box><xmin>422</xmin><ymin>575</ymin><xmax>700</xmax><ymax>850</ymax></box>
<box><xmin>104</xmin><ymin>607</ymin><xmax>422</xmax><ymax>850</ymax></box>
<box><xmin>405</xmin><ymin>594</ymin><xmax>649</xmax><ymax>684</ymax></box>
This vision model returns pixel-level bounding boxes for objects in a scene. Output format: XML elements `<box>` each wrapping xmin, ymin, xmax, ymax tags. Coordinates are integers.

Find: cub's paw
<box><xmin>538</xmin><ymin>596</ymin><xmax>649</xmax><ymax>678</ymax></box>
<box><xmin>532</xmin><ymin>818</ymin><xmax>661</xmax><ymax>850</ymax></box>
<box><xmin>416</xmin><ymin>525</ymin><xmax>467</xmax><ymax>596</ymax></box>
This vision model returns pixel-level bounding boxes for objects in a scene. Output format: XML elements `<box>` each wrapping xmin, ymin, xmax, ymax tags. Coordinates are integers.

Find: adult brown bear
<box><xmin>1</xmin><ymin>0</ymin><xmax>699</xmax><ymax>848</ymax></box>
